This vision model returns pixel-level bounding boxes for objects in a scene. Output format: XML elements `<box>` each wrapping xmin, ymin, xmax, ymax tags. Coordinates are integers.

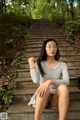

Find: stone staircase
<box><xmin>7</xmin><ymin>19</ymin><xmax>80</xmax><ymax>120</ymax></box>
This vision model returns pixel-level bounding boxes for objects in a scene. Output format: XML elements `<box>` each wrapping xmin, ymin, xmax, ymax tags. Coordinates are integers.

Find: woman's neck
<box><xmin>46</xmin><ymin>57</ymin><xmax>57</xmax><ymax>63</ymax></box>
<box><xmin>46</xmin><ymin>57</ymin><xmax>59</xmax><ymax>68</ymax></box>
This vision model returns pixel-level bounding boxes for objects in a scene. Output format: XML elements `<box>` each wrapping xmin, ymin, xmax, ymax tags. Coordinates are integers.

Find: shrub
<box><xmin>33</xmin><ymin>2</ymin><xmax>52</xmax><ymax>19</ymax></box>
<box><xmin>49</xmin><ymin>10</ymin><xmax>65</xmax><ymax>26</ymax></box>
<box><xmin>0</xmin><ymin>13</ymin><xmax>31</xmax><ymax>110</ymax></box>
<box><xmin>65</xmin><ymin>20</ymin><xmax>80</xmax><ymax>42</ymax></box>
<box><xmin>0</xmin><ymin>80</ymin><xmax>16</xmax><ymax>109</ymax></box>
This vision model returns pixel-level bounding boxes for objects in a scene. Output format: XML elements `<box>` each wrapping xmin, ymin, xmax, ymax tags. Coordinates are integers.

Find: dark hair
<box><xmin>37</xmin><ymin>38</ymin><xmax>60</xmax><ymax>76</ymax></box>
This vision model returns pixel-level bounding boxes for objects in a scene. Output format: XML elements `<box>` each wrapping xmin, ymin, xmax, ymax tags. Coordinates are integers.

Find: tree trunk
<box><xmin>66</xmin><ymin>4</ymin><xmax>70</xmax><ymax>18</ymax></box>
<box><xmin>4</xmin><ymin>0</ymin><xmax>7</xmax><ymax>12</ymax></box>
<box><xmin>46</xmin><ymin>0</ymin><xmax>50</xmax><ymax>3</ymax></box>
<box><xmin>0</xmin><ymin>0</ymin><xmax>4</xmax><ymax>13</ymax></box>
<box><xmin>60</xmin><ymin>3</ymin><xmax>65</xmax><ymax>17</ymax></box>
<box><xmin>70</xmin><ymin>2</ymin><xmax>75</xmax><ymax>20</ymax></box>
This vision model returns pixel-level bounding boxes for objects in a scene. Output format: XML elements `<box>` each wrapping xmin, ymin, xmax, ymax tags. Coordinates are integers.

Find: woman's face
<box><xmin>45</xmin><ymin>41</ymin><xmax>58</xmax><ymax>57</ymax></box>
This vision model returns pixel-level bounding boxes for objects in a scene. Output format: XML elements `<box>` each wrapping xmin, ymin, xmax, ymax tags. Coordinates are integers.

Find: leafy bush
<box><xmin>0</xmin><ymin>12</ymin><xmax>32</xmax><ymax>26</ymax></box>
<box><xmin>65</xmin><ymin>20</ymin><xmax>80</xmax><ymax>42</ymax></box>
<box><xmin>0</xmin><ymin>13</ymin><xmax>31</xmax><ymax>58</ymax></box>
<box><xmin>0</xmin><ymin>57</ymin><xmax>18</xmax><ymax>110</ymax></box>
<box><xmin>32</xmin><ymin>1</ymin><xmax>53</xmax><ymax>19</ymax></box>
<box><xmin>0</xmin><ymin>13</ymin><xmax>31</xmax><ymax>110</ymax></box>
<box><xmin>49</xmin><ymin>10</ymin><xmax>65</xmax><ymax>26</ymax></box>
<box><xmin>0</xmin><ymin>81</ymin><xmax>16</xmax><ymax>109</ymax></box>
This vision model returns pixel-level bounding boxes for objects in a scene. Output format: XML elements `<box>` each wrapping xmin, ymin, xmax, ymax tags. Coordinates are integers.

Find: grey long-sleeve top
<box><xmin>30</xmin><ymin>61</ymin><xmax>70</xmax><ymax>94</ymax></box>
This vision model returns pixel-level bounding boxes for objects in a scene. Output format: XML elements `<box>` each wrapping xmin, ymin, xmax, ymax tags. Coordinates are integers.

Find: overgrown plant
<box><xmin>0</xmin><ymin>83</ymin><xmax>15</xmax><ymax>108</ymax></box>
<box><xmin>49</xmin><ymin>10</ymin><xmax>65</xmax><ymax>26</ymax></box>
<box><xmin>0</xmin><ymin>13</ymin><xmax>30</xmax><ymax>111</ymax></box>
<box><xmin>0</xmin><ymin>58</ymin><xmax>19</xmax><ymax>110</ymax></box>
<box><xmin>65</xmin><ymin>20</ymin><xmax>80</xmax><ymax>43</ymax></box>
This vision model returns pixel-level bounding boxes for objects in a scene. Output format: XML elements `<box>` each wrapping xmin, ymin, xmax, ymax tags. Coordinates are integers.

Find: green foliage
<box><xmin>65</xmin><ymin>20</ymin><xmax>80</xmax><ymax>42</ymax></box>
<box><xmin>49</xmin><ymin>10</ymin><xmax>65</xmax><ymax>26</ymax></box>
<box><xmin>0</xmin><ymin>81</ymin><xmax>16</xmax><ymax>107</ymax></box>
<box><xmin>0</xmin><ymin>13</ymin><xmax>31</xmax><ymax>59</ymax></box>
<box><xmin>32</xmin><ymin>1</ymin><xmax>52</xmax><ymax>19</ymax></box>
<box><xmin>11</xmin><ymin>69</ymin><xmax>18</xmax><ymax>81</ymax></box>
<box><xmin>0</xmin><ymin>0</ymin><xmax>80</xmax><ymax>25</ymax></box>
<box><xmin>0</xmin><ymin>58</ymin><xmax>18</xmax><ymax>109</ymax></box>
<box><xmin>2</xmin><ymin>90</ymin><xmax>13</xmax><ymax>107</ymax></box>
<box><xmin>0</xmin><ymin>12</ymin><xmax>32</xmax><ymax>25</ymax></box>
<box><xmin>0</xmin><ymin>12</ymin><xmax>31</xmax><ymax>110</ymax></box>
<box><xmin>8</xmin><ymin>81</ymin><xmax>16</xmax><ymax>90</ymax></box>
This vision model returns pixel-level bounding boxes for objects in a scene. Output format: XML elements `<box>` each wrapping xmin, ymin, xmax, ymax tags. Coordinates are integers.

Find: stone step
<box><xmin>28</xmin><ymin>29</ymin><xmax>63</xmax><ymax>32</ymax></box>
<box><xmin>26</xmin><ymin>47</ymin><xmax>74</xmax><ymax>51</ymax></box>
<box><xmin>7</xmin><ymin>100</ymin><xmax>80</xmax><ymax>120</ymax></box>
<box><xmin>27</xmin><ymin>33</ymin><xmax>65</xmax><ymax>35</ymax></box>
<box><xmin>16</xmin><ymin>80</ymin><xmax>38</xmax><ymax>88</ymax></box>
<box><xmin>24</xmin><ymin>52</ymin><xmax>80</xmax><ymax>58</ymax></box>
<box><xmin>66</xmin><ymin>61</ymin><xmax>80</xmax><ymax>67</ymax></box>
<box><xmin>12</xmin><ymin>87</ymin><xmax>80</xmax><ymax>96</ymax></box>
<box><xmin>68</xmin><ymin>67</ymin><xmax>80</xmax><ymax>76</ymax></box>
<box><xmin>23</xmin><ymin>45</ymin><xmax>76</xmax><ymax>53</ymax></box>
<box><xmin>26</xmin><ymin>43</ymin><xmax>72</xmax><ymax>48</ymax></box>
<box><xmin>21</xmin><ymin>56</ymin><xmax>80</xmax><ymax>62</ymax></box>
<box><xmin>15</xmin><ymin>77</ymin><xmax>78</xmax><ymax>88</ymax></box>
<box><xmin>28</xmin><ymin>28</ymin><xmax>63</xmax><ymax>31</ymax></box>
<box><xmin>12</xmin><ymin>87</ymin><xmax>80</xmax><ymax>103</ymax></box>
<box><xmin>17</xmin><ymin>67</ymin><xmax>80</xmax><ymax>78</ymax></box>
<box><xmin>22</xmin><ymin>54</ymin><xmax>80</xmax><ymax>60</ymax></box>
<box><xmin>15</xmin><ymin>76</ymin><xmax>78</xmax><ymax>82</ymax></box>
<box><xmin>18</xmin><ymin>69</ymin><xmax>79</xmax><ymax>78</ymax></box>
<box><xmin>18</xmin><ymin>67</ymin><xmax>80</xmax><ymax>73</ymax></box>
<box><xmin>29</xmin><ymin>30</ymin><xmax>62</xmax><ymax>33</ymax></box>
<box><xmin>26</xmin><ymin>40</ymin><xmax>68</xmax><ymax>43</ymax></box>
<box><xmin>27</xmin><ymin>35</ymin><xmax>65</xmax><ymax>38</ymax></box>
<box><xmin>7</xmin><ymin>18</ymin><xmax>80</xmax><ymax>120</ymax></box>
<box><xmin>19</xmin><ymin>61</ymin><xmax>80</xmax><ymax>69</ymax></box>
<box><xmin>27</xmin><ymin>36</ymin><xmax>66</xmax><ymax>40</ymax></box>
<box><xmin>28</xmin><ymin>33</ymin><xmax>64</xmax><ymax>36</ymax></box>
<box><xmin>27</xmin><ymin>35</ymin><xmax>66</xmax><ymax>38</ymax></box>
<box><xmin>27</xmin><ymin>30</ymin><xmax>64</xmax><ymax>35</ymax></box>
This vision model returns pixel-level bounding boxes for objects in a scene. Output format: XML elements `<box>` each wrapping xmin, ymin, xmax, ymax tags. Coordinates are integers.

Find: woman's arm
<box><xmin>28</xmin><ymin>57</ymin><xmax>40</xmax><ymax>84</ymax></box>
<box><xmin>49</xmin><ymin>63</ymin><xmax>70</xmax><ymax>86</ymax></box>
<box><xmin>56</xmin><ymin>63</ymin><xmax>70</xmax><ymax>86</ymax></box>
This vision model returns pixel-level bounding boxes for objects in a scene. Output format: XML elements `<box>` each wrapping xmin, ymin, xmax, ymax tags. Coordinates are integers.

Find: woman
<box><xmin>28</xmin><ymin>38</ymin><xmax>70</xmax><ymax>120</ymax></box>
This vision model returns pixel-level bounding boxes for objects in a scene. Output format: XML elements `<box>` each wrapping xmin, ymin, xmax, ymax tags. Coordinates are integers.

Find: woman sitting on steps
<box><xmin>28</xmin><ymin>38</ymin><xmax>70</xmax><ymax>120</ymax></box>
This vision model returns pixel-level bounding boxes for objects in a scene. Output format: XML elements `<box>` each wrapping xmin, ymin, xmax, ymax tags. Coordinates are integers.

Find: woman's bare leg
<box><xmin>50</xmin><ymin>92</ymin><xmax>58</xmax><ymax>108</ymax></box>
<box><xmin>34</xmin><ymin>88</ymin><xmax>50</xmax><ymax>120</ymax></box>
<box><xmin>51</xmin><ymin>85</ymin><xmax>69</xmax><ymax>120</ymax></box>
<box><xmin>58</xmin><ymin>85</ymin><xmax>69</xmax><ymax>120</ymax></box>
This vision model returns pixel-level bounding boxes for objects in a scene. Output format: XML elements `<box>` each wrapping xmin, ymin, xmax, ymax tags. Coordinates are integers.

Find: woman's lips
<box><xmin>50</xmin><ymin>51</ymin><xmax>55</xmax><ymax>55</ymax></box>
<box><xmin>51</xmin><ymin>51</ymin><xmax>55</xmax><ymax>54</ymax></box>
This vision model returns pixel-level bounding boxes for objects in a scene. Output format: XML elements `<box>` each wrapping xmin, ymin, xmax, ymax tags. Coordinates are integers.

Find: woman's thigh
<box><xmin>50</xmin><ymin>85</ymin><xmax>69</xmax><ymax>107</ymax></box>
<box><xmin>50</xmin><ymin>90</ymin><xmax>59</xmax><ymax>107</ymax></box>
<box><xmin>35</xmin><ymin>88</ymin><xmax>50</xmax><ymax>108</ymax></box>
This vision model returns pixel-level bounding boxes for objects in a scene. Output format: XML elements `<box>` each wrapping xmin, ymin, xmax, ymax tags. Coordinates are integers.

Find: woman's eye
<box><xmin>47</xmin><ymin>46</ymin><xmax>58</xmax><ymax>49</ymax></box>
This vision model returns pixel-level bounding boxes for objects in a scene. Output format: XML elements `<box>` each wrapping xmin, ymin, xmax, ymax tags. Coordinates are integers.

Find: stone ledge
<box><xmin>7</xmin><ymin>100</ymin><xmax>80</xmax><ymax>114</ymax></box>
<box><xmin>12</xmin><ymin>86</ymin><xmax>80</xmax><ymax>95</ymax></box>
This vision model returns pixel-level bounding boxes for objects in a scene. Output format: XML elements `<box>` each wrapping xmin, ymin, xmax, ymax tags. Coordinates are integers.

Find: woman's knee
<box><xmin>57</xmin><ymin>84</ymin><xmax>69</xmax><ymax>96</ymax></box>
<box><xmin>37</xmin><ymin>88</ymin><xmax>50</xmax><ymax>99</ymax></box>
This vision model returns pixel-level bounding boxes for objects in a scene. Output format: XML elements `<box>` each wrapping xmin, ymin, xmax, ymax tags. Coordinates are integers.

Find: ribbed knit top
<box><xmin>30</xmin><ymin>61</ymin><xmax>70</xmax><ymax>93</ymax></box>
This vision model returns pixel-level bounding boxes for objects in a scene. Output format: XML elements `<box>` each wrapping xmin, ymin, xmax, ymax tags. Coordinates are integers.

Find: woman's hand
<box><xmin>28</xmin><ymin>57</ymin><xmax>37</xmax><ymax>63</ymax></box>
<box><xmin>37</xmin><ymin>80</ymin><xmax>51</xmax><ymax>97</ymax></box>
<box><xmin>28</xmin><ymin>57</ymin><xmax>37</xmax><ymax>69</ymax></box>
